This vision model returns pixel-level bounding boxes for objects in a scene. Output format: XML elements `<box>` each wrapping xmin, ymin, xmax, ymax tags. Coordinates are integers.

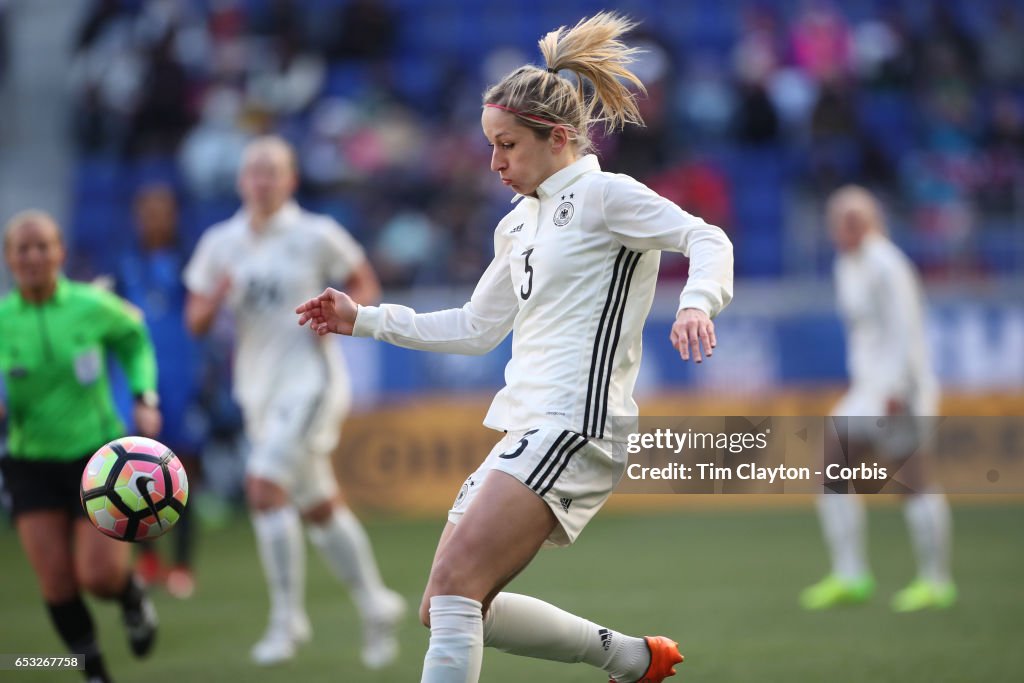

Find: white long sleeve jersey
<box><xmin>834</xmin><ymin>233</ymin><xmax>938</xmax><ymax>403</ymax></box>
<box><xmin>354</xmin><ymin>155</ymin><xmax>734</xmax><ymax>441</ymax></box>
<box><xmin>184</xmin><ymin>201</ymin><xmax>366</xmax><ymax>412</ymax></box>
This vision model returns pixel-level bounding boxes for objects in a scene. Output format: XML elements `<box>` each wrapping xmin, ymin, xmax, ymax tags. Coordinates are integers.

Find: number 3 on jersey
<box><xmin>520</xmin><ymin>248</ymin><xmax>535</xmax><ymax>300</ymax></box>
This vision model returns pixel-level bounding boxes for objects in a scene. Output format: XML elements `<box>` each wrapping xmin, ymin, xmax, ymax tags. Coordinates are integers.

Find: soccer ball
<box><xmin>80</xmin><ymin>436</ymin><xmax>189</xmax><ymax>542</ymax></box>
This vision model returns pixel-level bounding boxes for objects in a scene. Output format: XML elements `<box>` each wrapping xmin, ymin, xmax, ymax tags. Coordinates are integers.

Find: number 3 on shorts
<box><xmin>499</xmin><ymin>429</ymin><xmax>539</xmax><ymax>459</ymax></box>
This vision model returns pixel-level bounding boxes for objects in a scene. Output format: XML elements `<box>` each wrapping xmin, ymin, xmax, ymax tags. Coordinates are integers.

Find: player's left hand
<box><xmin>670</xmin><ymin>308</ymin><xmax>716</xmax><ymax>363</ymax></box>
<box><xmin>133</xmin><ymin>404</ymin><xmax>162</xmax><ymax>438</ymax></box>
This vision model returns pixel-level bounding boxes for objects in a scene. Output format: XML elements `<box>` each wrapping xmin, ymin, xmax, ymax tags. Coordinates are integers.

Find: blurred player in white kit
<box><xmin>183</xmin><ymin>136</ymin><xmax>405</xmax><ymax>666</ymax></box>
<box><xmin>801</xmin><ymin>185</ymin><xmax>956</xmax><ymax>612</ymax></box>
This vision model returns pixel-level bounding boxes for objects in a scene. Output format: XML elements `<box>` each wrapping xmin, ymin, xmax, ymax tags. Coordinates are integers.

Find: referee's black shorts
<box><xmin>0</xmin><ymin>453</ymin><xmax>92</xmax><ymax>519</ymax></box>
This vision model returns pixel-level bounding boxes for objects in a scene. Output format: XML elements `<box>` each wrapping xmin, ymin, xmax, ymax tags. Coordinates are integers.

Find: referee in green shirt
<box><xmin>0</xmin><ymin>211</ymin><xmax>162</xmax><ymax>683</ymax></box>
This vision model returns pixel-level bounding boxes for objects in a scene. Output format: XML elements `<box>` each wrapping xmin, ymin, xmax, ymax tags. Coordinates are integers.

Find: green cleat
<box><xmin>799</xmin><ymin>574</ymin><xmax>875</xmax><ymax>610</ymax></box>
<box><xmin>891</xmin><ymin>579</ymin><xmax>957</xmax><ymax>612</ymax></box>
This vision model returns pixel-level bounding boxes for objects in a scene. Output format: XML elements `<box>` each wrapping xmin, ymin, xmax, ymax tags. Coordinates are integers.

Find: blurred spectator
<box><xmin>372</xmin><ymin>210</ymin><xmax>446</xmax><ymax>288</ymax></box>
<box><xmin>850</xmin><ymin>10</ymin><xmax>914</xmax><ymax>90</ymax></box>
<box><xmin>734</xmin><ymin>81</ymin><xmax>780</xmax><ymax>145</ymax></box>
<box><xmin>70</xmin><ymin>0</ymin><xmax>142</xmax><ymax>152</ymax></box>
<box><xmin>71</xmin><ymin>0</ymin><xmax>202</xmax><ymax>156</ymax></box>
<box><xmin>63</xmin><ymin>0</ymin><xmax>1024</xmax><ymax>283</ymax></box>
<box><xmin>733</xmin><ymin>3</ymin><xmax>784</xmax><ymax>83</ymax></box>
<box><xmin>324</xmin><ymin>0</ymin><xmax>399</xmax><ymax>63</ymax></box>
<box><xmin>247</xmin><ymin>0</ymin><xmax>304</xmax><ymax>41</ymax></box>
<box><xmin>676</xmin><ymin>54</ymin><xmax>736</xmax><ymax>144</ymax></box>
<box><xmin>789</xmin><ymin>1</ymin><xmax>852</xmax><ymax>84</ymax></box>
<box><xmin>74</xmin><ymin>0</ymin><xmax>125</xmax><ymax>54</ymax></box>
<box><xmin>0</xmin><ymin>0</ymin><xmax>9</xmax><ymax>87</ymax></box>
<box><xmin>245</xmin><ymin>29</ymin><xmax>325</xmax><ymax>119</ymax></box>
<box><xmin>178</xmin><ymin>87</ymin><xmax>249</xmax><ymax>198</ymax></box>
<box><xmin>977</xmin><ymin>93</ymin><xmax>1024</xmax><ymax>218</ymax></box>
<box><xmin>807</xmin><ymin>77</ymin><xmax>860</xmax><ymax>192</ymax></box>
<box><xmin>647</xmin><ymin>158</ymin><xmax>733</xmax><ymax>280</ymax></box>
<box><xmin>981</xmin><ymin>2</ymin><xmax>1024</xmax><ymax>88</ymax></box>
<box><xmin>604</xmin><ymin>32</ymin><xmax>676</xmax><ymax>177</ymax></box>
<box><xmin>430</xmin><ymin>192</ymin><xmax>493</xmax><ymax>286</ymax></box>
<box><xmin>125</xmin><ymin>28</ymin><xmax>194</xmax><ymax>157</ymax></box>
<box><xmin>913</xmin><ymin>0</ymin><xmax>979</xmax><ymax>85</ymax></box>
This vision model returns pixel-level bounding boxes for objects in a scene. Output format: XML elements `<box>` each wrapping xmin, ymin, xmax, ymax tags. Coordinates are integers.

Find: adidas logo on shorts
<box><xmin>560</xmin><ymin>497</ymin><xmax>573</xmax><ymax>512</ymax></box>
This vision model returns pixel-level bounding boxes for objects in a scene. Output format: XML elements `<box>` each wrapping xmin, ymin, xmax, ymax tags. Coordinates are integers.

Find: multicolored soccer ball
<box><xmin>80</xmin><ymin>436</ymin><xmax>189</xmax><ymax>542</ymax></box>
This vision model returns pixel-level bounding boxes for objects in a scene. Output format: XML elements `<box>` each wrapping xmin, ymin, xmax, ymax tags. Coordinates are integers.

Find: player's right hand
<box><xmin>295</xmin><ymin>287</ymin><xmax>357</xmax><ymax>336</ymax></box>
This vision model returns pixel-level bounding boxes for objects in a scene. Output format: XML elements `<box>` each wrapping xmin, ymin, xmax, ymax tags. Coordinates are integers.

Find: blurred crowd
<box><xmin>64</xmin><ymin>0</ymin><xmax>1023</xmax><ymax>286</ymax></box>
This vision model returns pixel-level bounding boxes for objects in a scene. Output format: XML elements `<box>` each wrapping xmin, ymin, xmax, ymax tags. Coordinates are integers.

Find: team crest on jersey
<box><xmin>553</xmin><ymin>201</ymin><xmax>574</xmax><ymax>226</ymax></box>
<box><xmin>455</xmin><ymin>477</ymin><xmax>473</xmax><ymax>507</ymax></box>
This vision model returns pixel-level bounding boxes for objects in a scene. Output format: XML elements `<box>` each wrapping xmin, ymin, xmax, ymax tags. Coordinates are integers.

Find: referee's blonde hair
<box><xmin>826</xmin><ymin>185</ymin><xmax>888</xmax><ymax>236</ymax></box>
<box><xmin>483</xmin><ymin>12</ymin><xmax>646</xmax><ymax>154</ymax></box>
<box><xmin>3</xmin><ymin>209</ymin><xmax>62</xmax><ymax>250</ymax></box>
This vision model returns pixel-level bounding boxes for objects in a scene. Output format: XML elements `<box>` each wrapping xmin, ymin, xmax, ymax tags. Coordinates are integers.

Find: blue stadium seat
<box><xmin>73</xmin><ymin>156</ymin><xmax>123</xmax><ymax>201</ymax></box>
<box><xmin>857</xmin><ymin>91</ymin><xmax>918</xmax><ymax>164</ymax></box>
<box><xmin>323</xmin><ymin>61</ymin><xmax>373</xmax><ymax>99</ymax></box>
<box><xmin>70</xmin><ymin>200</ymin><xmax>133</xmax><ymax>274</ymax></box>
<box><xmin>391</xmin><ymin>55</ymin><xmax>444</xmax><ymax>107</ymax></box>
<box><xmin>130</xmin><ymin>156</ymin><xmax>181</xmax><ymax>192</ymax></box>
<box><xmin>719</xmin><ymin>145</ymin><xmax>787</xmax><ymax>276</ymax></box>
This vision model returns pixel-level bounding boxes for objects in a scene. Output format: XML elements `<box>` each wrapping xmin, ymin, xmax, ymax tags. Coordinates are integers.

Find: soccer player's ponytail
<box><xmin>483</xmin><ymin>12</ymin><xmax>646</xmax><ymax>154</ymax></box>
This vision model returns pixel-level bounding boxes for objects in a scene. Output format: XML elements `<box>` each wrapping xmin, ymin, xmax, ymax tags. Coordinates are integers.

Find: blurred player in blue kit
<box><xmin>117</xmin><ymin>183</ymin><xmax>203</xmax><ymax>599</ymax></box>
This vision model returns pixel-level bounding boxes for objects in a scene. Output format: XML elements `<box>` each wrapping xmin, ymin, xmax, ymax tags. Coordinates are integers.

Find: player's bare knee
<box><xmin>425</xmin><ymin>553</ymin><xmax>486</xmax><ymax>604</ymax></box>
<box><xmin>77</xmin><ymin>566</ymin><xmax>120</xmax><ymax>598</ymax></box>
<box><xmin>302</xmin><ymin>499</ymin><xmax>334</xmax><ymax>524</ymax></box>
<box><xmin>38</xmin><ymin>570</ymin><xmax>78</xmax><ymax>603</ymax></box>
<box><xmin>246</xmin><ymin>477</ymin><xmax>287</xmax><ymax>512</ymax></box>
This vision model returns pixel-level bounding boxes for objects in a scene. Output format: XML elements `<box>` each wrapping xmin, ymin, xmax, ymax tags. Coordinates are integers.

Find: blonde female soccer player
<box><xmin>799</xmin><ymin>185</ymin><xmax>955</xmax><ymax>612</ymax></box>
<box><xmin>296</xmin><ymin>13</ymin><xmax>733</xmax><ymax>683</ymax></box>
<box><xmin>184</xmin><ymin>136</ymin><xmax>405</xmax><ymax>668</ymax></box>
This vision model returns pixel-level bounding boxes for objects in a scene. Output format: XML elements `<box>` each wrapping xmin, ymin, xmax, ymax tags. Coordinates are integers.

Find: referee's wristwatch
<box><xmin>134</xmin><ymin>390</ymin><xmax>160</xmax><ymax>409</ymax></box>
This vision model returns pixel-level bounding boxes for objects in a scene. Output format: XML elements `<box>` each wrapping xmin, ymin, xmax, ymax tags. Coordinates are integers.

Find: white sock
<box><xmin>308</xmin><ymin>507</ymin><xmax>388</xmax><ymax>617</ymax></box>
<box><xmin>252</xmin><ymin>506</ymin><xmax>306</xmax><ymax>626</ymax></box>
<box><xmin>421</xmin><ymin>595</ymin><xmax>483</xmax><ymax>683</ymax></box>
<box><xmin>904</xmin><ymin>494</ymin><xmax>952</xmax><ymax>584</ymax></box>
<box><xmin>816</xmin><ymin>494</ymin><xmax>869</xmax><ymax>580</ymax></box>
<box><xmin>482</xmin><ymin>592</ymin><xmax>648</xmax><ymax>682</ymax></box>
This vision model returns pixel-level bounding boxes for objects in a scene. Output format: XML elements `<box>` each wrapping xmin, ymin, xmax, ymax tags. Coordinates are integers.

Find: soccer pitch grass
<box><xmin>1</xmin><ymin>501</ymin><xmax>1022</xmax><ymax>682</ymax></box>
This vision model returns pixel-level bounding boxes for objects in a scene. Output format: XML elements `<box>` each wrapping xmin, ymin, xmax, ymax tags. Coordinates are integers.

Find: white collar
<box><xmin>510</xmin><ymin>154</ymin><xmax>601</xmax><ymax>203</ymax></box>
<box><xmin>239</xmin><ymin>200</ymin><xmax>301</xmax><ymax>232</ymax></box>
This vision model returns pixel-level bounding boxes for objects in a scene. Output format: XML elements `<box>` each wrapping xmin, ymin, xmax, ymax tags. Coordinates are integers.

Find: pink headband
<box><xmin>484</xmin><ymin>103</ymin><xmax>577</xmax><ymax>133</ymax></box>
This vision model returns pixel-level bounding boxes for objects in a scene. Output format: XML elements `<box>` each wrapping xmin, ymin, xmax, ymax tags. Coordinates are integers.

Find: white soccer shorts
<box><xmin>244</xmin><ymin>385</ymin><xmax>350</xmax><ymax>509</ymax></box>
<box><xmin>448</xmin><ymin>427</ymin><xmax>627</xmax><ymax>547</ymax></box>
<box><xmin>832</xmin><ymin>387</ymin><xmax>939</xmax><ymax>459</ymax></box>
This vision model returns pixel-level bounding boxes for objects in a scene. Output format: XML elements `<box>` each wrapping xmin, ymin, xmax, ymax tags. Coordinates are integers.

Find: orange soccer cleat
<box><xmin>610</xmin><ymin>636</ymin><xmax>685</xmax><ymax>683</ymax></box>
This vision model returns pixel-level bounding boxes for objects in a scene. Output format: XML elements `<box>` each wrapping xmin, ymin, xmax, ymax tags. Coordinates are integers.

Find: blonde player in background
<box><xmin>800</xmin><ymin>185</ymin><xmax>956</xmax><ymax>612</ymax></box>
<box><xmin>183</xmin><ymin>136</ymin><xmax>405</xmax><ymax>668</ymax></box>
<box><xmin>298</xmin><ymin>13</ymin><xmax>733</xmax><ymax>683</ymax></box>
